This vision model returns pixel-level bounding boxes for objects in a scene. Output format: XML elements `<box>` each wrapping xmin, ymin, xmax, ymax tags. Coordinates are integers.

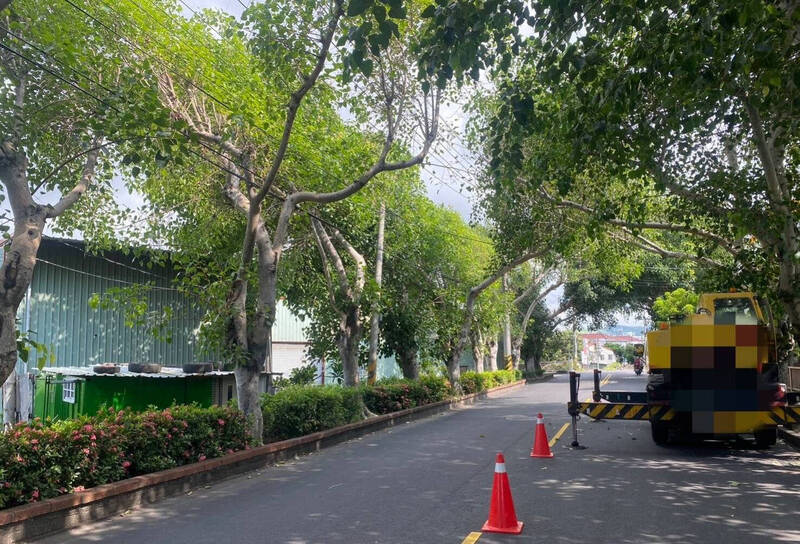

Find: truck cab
<box><xmin>646</xmin><ymin>292</ymin><xmax>785</xmax><ymax>446</ymax></box>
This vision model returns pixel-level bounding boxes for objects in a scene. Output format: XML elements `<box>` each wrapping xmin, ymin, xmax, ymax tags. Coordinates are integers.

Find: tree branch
<box><xmin>253</xmin><ymin>0</ymin><xmax>345</xmax><ymax>206</ymax></box>
<box><xmin>513</xmin><ymin>265</ymin><xmax>555</xmax><ymax>305</ymax></box>
<box><xmin>608</xmin><ymin>228</ymin><xmax>725</xmax><ymax>268</ymax></box>
<box><xmin>330</xmin><ymin>226</ymin><xmax>366</xmax><ymax>298</ymax></box>
<box><xmin>740</xmin><ymin>93</ymin><xmax>793</xmax><ymax>213</ymax></box>
<box><xmin>310</xmin><ymin>218</ymin><xmax>341</xmax><ymax>314</ymax></box>
<box><xmin>46</xmin><ymin>139</ymin><xmax>101</xmax><ymax>218</ymax></box>
<box><xmin>273</xmin><ymin>91</ymin><xmax>439</xmax><ymax>249</ymax></box>
<box><xmin>539</xmin><ymin>187</ymin><xmax>740</xmax><ymax>257</ymax></box>
<box><xmin>311</xmin><ymin>217</ymin><xmax>350</xmax><ymax>297</ymax></box>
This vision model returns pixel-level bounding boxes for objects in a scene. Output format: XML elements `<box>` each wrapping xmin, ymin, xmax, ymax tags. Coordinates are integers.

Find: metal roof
<box><xmin>38</xmin><ymin>365</ymin><xmax>235</xmax><ymax>378</ymax></box>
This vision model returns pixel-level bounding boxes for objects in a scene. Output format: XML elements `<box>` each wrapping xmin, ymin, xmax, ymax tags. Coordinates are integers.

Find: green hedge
<box><xmin>459</xmin><ymin>369</ymin><xmax>522</xmax><ymax>394</ymax></box>
<box><xmin>0</xmin><ymin>405</ymin><xmax>249</xmax><ymax>510</ymax></box>
<box><xmin>360</xmin><ymin>376</ymin><xmax>453</xmax><ymax>414</ymax></box>
<box><xmin>1</xmin><ymin>370</ymin><xmax>524</xmax><ymax>510</ymax></box>
<box><xmin>261</xmin><ymin>385</ymin><xmax>363</xmax><ymax>443</ymax></box>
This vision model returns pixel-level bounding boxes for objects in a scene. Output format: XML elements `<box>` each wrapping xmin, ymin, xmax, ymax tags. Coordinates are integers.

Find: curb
<box><xmin>778</xmin><ymin>426</ymin><xmax>800</xmax><ymax>450</ymax></box>
<box><xmin>1</xmin><ymin>380</ymin><xmax>526</xmax><ymax>543</ymax></box>
<box><xmin>525</xmin><ymin>373</ymin><xmax>555</xmax><ymax>384</ymax></box>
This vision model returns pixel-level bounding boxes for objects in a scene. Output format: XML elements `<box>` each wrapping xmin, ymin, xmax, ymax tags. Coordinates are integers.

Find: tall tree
<box><xmin>0</xmin><ymin>1</ymin><xmax>163</xmax><ymax>390</ymax></box>
<box><xmin>420</xmin><ymin>0</ymin><xmax>800</xmax><ymax>368</ymax></box>
<box><xmin>94</xmin><ymin>0</ymin><xmax>441</xmax><ymax>439</ymax></box>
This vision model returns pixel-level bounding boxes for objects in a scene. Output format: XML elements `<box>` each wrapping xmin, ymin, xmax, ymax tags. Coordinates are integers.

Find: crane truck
<box><xmin>567</xmin><ymin>291</ymin><xmax>798</xmax><ymax>447</ymax></box>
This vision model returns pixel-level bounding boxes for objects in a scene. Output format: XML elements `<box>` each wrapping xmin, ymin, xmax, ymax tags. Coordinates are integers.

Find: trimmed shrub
<box><xmin>261</xmin><ymin>386</ymin><xmax>363</xmax><ymax>443</ymax></box>
<box><xmin>0</xmin><ymin>405</ymin><xmax>249</xmax><ymax>510</ymax></box>
<box><xmin>458</xmin><ymin>369</ymin><xmax>521</xmax><ymax>394</ymax></box>
<box><xmin>360</xmin><ymin>376</ymin><xmax>452</xmax><ymax>415</ymax></box>
<box><xmin>458</xmin><ymin>371</ymin><xmax>485</xmax><ymax>394</ymax></box>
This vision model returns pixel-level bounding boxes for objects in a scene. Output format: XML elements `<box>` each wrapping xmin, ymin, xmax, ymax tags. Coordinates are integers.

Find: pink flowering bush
<box><xmin>0</xmin><ymin>404</ymin><xmax>250</xmax><ymax>510</ymax></box>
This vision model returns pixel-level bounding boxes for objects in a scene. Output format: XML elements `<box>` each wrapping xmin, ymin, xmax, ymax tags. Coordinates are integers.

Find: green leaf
<box><xmin>372</xmin><ymin>4</ymin><xmax>386</xmax><ymax>23</ymax></box>
<box><xmin>387</xmin><ymin>3</ymin><xmax>406</xmax><ymax>19</ymax></box>
<box><xmin>360</xmin><ymin>58</ymin><xmax>374</xmax><ymax>77</ymax></box>
<box><xmin>421</xmin><ymin>4</ymin><xmax>435</xmax><ymax>18</ymax></box>
<box><xmin>347</xmin><ymin>0</ymin><xmax>372</xmax><ymax>17</ymax></box>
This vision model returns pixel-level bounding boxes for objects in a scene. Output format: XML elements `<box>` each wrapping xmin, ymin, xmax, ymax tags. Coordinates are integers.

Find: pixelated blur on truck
<box><xmin>646</xmin><ymin>291</ymin><xmax>787</xmax><ymax>446</ymax></box>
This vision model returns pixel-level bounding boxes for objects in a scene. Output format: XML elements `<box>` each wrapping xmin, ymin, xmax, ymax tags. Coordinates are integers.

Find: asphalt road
<box><xmin>39</xmin><ymin>371</ymin><xmax>800</xmax><ymax>544</ymax></box>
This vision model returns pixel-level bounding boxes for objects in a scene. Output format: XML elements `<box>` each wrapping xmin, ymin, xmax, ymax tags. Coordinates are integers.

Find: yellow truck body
<box><xmin>646</xmin><ymin>292</ymin><xmax>779</xmax><ymax>436</ymax></box>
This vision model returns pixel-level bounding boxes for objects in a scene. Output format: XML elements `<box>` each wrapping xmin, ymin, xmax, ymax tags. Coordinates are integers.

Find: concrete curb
<box><xmin>525</xmin><ymin>373</ymin><xmax>555</xmax><ymax>384</ymax></box>
<box><xmin>1</xmin><ymin>380</ymin><xmax>526</xmax><ymax>543</ymax></box>
<box><xmin>778</xmin><ymin>426</ymin><xmax>800</xmax><ymax>450</ymax></box>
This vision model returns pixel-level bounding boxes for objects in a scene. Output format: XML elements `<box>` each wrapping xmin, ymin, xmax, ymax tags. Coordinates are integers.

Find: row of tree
<box><xmin>1</xmin><ymin>0</ymin><xmax>641</xmax><ymax>439</ymax></box>
<box><xmin>6</xmin><ymin>0</ymin><xmax>793</xmax><ymax>440</ymax></box>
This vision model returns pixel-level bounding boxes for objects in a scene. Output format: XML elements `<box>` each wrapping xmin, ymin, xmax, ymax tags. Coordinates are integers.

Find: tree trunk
<box><xmin>511</xmin><ymin>338</ymin><xmax>522</xmax><ymax>369</ymax></box>
<box><xmin>469</xmin><ymin>328</ymin><xmax>484</xmax><ymax>373</ymax></box>
<box><xmin>367</xmin><ymin>203</ymin><xmax>385</xmax><ymax>385</ymax></box>
<box><xmin>487</xmin><ymin>338</ymin><xmax>499</xmax><ymax>371</ymax></box>
<box><xmin>0</xmin><ymin>150</ymin><xmax>46</xmax><ymax>389</ymax></box>
<box><xmin>339</xmin><ymin>305</ymin><xmax>362</xmax><ymax>386</ymax></box>
<box><xmin>234</xmin><ymin>363</ymin><xmax>263</xmax><ymax>442</ymax></box>
<box><xmin>397</xmin><ymin>347</ymin><xmax>419</xmax><ymax>380</ymax></box>
<box><xmin>502</xmin><ymin>274</ymin><xmax>512</xmax><ymax>365</ymax></box>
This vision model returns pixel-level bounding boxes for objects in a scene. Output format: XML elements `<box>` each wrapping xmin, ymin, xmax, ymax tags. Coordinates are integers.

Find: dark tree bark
<box><xmin>396</xmin><ymin>346</ymin><xmax>419</xmax><ymax>380</ymax></box>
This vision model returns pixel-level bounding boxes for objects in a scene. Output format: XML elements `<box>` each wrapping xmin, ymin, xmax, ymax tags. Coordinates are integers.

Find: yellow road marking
<box><xmin>549</xmin><ymin>422</ymin><xmax>571</xmax><ymax>447</ymax></box>
<box><xmin>462</xmin><ymin>532</ymin><xmax>482</xmax><ymax>544</ymax></box>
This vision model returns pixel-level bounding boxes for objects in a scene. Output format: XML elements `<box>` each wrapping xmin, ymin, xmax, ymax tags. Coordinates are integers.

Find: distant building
<box><xmin>581</xmin><ymin>344</ymin><xmax>617</xmax><ymax>369</ymax></box>
<box><xmin>580</xmin><ymin>332</ymin><xmax>643</xmax><ymax>368</ymax></box>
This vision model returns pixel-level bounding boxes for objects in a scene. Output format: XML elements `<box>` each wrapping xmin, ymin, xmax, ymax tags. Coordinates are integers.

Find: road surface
<box><xmin>39</xmin><ymin>371</ymin><xmax>800</xmax><ymax>543</ymax></box>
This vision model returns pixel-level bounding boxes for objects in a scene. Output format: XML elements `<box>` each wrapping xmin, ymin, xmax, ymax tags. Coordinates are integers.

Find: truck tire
<box><xmin>182</xmin><ymin>362</ymin><xmax>213</xmax><ymax>374</ymax></box>
<box><xmin>128</xmin><ymin>363</ymin><xmax>162</xmax><ymax>374</ymax></box>
<box><xmin>93</xmin><ymin>364</ymin><xmax>120</xmax><ymax>374</ymax></box>
<box><xmin>754</xmin><ymin>428</ymin><xmax>777</xmax><ymax>448</ymax></box>
<box><xmin>651</xmin><ymin>421</ymin><xmax>669</xmax><ymax>445</ymax></box>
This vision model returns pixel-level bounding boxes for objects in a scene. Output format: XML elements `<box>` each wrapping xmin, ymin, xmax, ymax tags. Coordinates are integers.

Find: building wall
<box><xmin>16</xmin><ymin>239</ymin><xmax>310</xmax><ymax>372</ymax></box>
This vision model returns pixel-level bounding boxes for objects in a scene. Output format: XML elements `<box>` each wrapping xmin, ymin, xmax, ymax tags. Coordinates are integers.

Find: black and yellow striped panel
<box><xmin>770</xmin><ymin>405</ymin><xmax>800</xmax><ymax>425</ymax></box>
<box><xmin>575</xmin><ymin>402</ymin><xmax>675</xmax><ymax>421</ymax></box>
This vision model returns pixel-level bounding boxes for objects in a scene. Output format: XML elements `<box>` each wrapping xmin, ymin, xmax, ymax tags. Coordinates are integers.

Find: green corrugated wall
<box><xmin>33</xmin><ymin>374</ymin><xmax>216</xmax><ymax>419</ymax></box>
<box><xmin>17</xmin><ymin>238</ymin><xmax>309</xmax><ymax>371</ymax></box>
<box><xmin>20</xmin><ymin>239</ymin><xmax>210</xmax><ymax>369</ymax></box>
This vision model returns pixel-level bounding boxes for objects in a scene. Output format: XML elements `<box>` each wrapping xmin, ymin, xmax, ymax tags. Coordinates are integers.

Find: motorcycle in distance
<box><xmin>633</xmin><ymin>343</ymin><xmax>645</xmax><ymax>375</ymax></box>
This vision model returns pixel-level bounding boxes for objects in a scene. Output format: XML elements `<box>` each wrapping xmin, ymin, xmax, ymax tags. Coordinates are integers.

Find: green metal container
<box><xmin>33</xmin><ymin>366</ymin><xmax>233</xmax><ymax>420</ymax></box>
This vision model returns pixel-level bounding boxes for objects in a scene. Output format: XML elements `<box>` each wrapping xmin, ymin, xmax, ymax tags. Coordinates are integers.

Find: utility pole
<box><xmin>367</xmin><ymin>203</ymin><xmax>385</xmax><ymax>385</ymax></box>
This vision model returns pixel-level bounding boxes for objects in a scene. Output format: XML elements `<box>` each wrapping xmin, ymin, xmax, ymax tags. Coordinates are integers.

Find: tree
<box><xmin>90</xmin><ymin>0</ymin><xmax>441</xmax><ymax>439</ymax></box>
<box><xmin>420</xmin><ymin>0</ymin><xmax>800</xmax><ymax>368</ymax></box>
<box><xmin>0</xmin><ymin>1</ymin><xmax>165</xmax><ymax>390</ymax></box>
<box><xmin>652</xmin><ymin>288</ymin><xmax>699</xmax><ymax>322</ymax></box>
<box><xmin>605</xmin><ymin>343</ymin><xmax>635</xmax><ymax>365</ymax></box>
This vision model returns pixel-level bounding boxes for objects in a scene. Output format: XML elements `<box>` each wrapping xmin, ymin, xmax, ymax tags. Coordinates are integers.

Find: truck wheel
<box><xmin>651</xmin><ymin>421</ymin><xmax>669</xmax><ymax>445</ymax></box>
<box><xmin>754</xmin><ymin>428</ymin><xmax>777</xmax><ymax>448</ymax></box>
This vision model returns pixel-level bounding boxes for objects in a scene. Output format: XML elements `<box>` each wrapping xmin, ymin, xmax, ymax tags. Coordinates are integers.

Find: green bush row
<box><xmin>262</xmin><ymin>370</ymin><xmax>522</xmax><ymax>441</ymax></box>
<box><xmin>0</xmin><ymin>404</ymin><xmax>250</xmax><ymax>510</ymax></box>
<box><xmin>459</xmin><ymin>369</ymin><xmax>522</xmax><ymax>394</ymax></box>
<box><xmin>261</xmin><ymin>385</ymin><xmax>363</xmax><ymax>443</ymax></box>
<box><xmin>1</xmin><ymin>371</ymin><xmax>523</xmax><ymax>510</ymax></box>
<box><xmin>360</xmin><ymin>375</ymin><xmax>453</xmax><ymax>414</ymax></box>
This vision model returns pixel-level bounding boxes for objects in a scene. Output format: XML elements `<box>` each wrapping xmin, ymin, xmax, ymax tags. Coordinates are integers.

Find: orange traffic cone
<box><xmin>530</xmin><ymin>413</ymin><xmax>554</xmax><ymax>458</ymax></box>
<box><xmin>482</xmin><ymin>453</ymin><xmax>524</xmax><ymax>534</ymax></box>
